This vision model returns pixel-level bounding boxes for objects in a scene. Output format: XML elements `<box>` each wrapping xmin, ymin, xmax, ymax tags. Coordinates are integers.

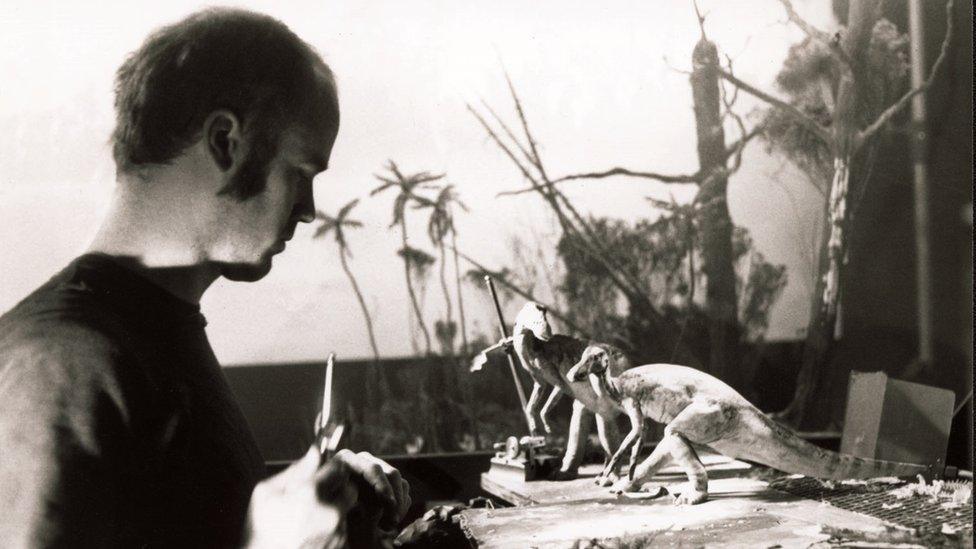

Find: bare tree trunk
<box><xmin>437</xmin><ymin>242</ymin><xmax>455</xmax><ymax>357</ymax></box>
<box><xmin>338</xmin><ymin>249</ymin><xmax>388</xmax><ymax>407</ymax></box>
<box><xmin>690</xmin><ymin>36</ymin><xmax>741</xmax><ymax>386</ymax></box>
<box><xmin>773</xmin><ymin>0</ymin><xmax>882</xmax><ymax>428</ymax></box>
<box><xmin>451</xmin><ymin>231</ymin><xmax>469</xmax><ymax>356</ymax></box>
<box><xmin>776</xmin><ymin>158</ymin><xmax>848</xmax><ymax>426</ymax></box>
<box><xmin>400</xmin><ymin>221</ymin><xmax>432</xmax><ymax>355</ymax></box>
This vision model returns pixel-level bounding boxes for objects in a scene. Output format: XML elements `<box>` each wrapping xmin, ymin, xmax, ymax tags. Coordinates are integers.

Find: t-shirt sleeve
<box><xmin>0</xmin><ymin>330</ymin><xmax>140</xmax><ymax>547</ymax></box>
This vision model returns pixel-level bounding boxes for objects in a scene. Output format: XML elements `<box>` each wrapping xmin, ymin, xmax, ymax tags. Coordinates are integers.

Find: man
<box><xmin>0</xmin><ymin>8</ymin><xmax>408</xmax><ymax>548</ymax></box>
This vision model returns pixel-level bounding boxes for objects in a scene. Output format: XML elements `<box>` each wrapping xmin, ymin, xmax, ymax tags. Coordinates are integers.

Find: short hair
<box><xmin>112</xmin><ymin>8</ymin><xmax>337</xmax><ymax>198</ymax></box>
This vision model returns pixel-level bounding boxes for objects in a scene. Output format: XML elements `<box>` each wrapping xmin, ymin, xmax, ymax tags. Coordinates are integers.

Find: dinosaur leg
<box><xmin>609</xmin><ymin>434</ymin><xmax>674</xmax><ymax>494</ymax></box>
<box><xmin>598</xmin><ymin>418</ymin><xmax>639</xmax><ymax>486</ymax></box>
<box><xmin>594</xmin><ymin>413</ymin><xmax>623</xmax><ymax>486</ymax></box>
<box><xmin>658</xmin><ymin>399</ymin><xmax>736</xmax><ymax>505</ymax></box>
<box><xmin>662</xmin><ymin>433</ymin><xmax>708</xmax><ymax>505</ymax></box>
<box><xmin>554</xmin><ymin>399</ymin><xmax>590</xmax><ymax>479</ymax></box>
<box><xmin>539</xmin><ymin>387</ymin><xmax>563</xmax><ymax>435</ymax></box>
<box><xmin>525</xmin><ymin>381</ymin><xmax>547</xmax><ymax>436</ymax></box>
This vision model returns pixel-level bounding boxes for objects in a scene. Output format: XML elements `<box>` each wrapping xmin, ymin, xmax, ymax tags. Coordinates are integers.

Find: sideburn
<box><xmin>217</xmin><ymin>130</ymin><xmax>278</xmax><ymax>201</ymax></box>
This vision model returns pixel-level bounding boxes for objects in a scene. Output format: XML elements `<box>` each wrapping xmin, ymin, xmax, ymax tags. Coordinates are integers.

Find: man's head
<box><xmin>111</xmin><ymin>8</ymin><xmax>339</xmax><ymax>281</ymax></box>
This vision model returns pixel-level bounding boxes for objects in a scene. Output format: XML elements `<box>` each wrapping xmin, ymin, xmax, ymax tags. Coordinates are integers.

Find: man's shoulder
<box><xmin>0</xmin><ymin>282</ymin><xmax>141</xmax><ymax>400</ymax></box>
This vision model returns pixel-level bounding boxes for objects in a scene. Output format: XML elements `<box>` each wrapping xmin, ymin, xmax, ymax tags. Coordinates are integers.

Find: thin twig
<box><xmin>663</xmin><ymin>54</ymin><xmax>693</xmax><ymax>75</ymax></box>
<box><xmin>471</xmin><ymin>99</ymin><xmax>650</xmax><ymax>307</ymax></box>
<box><xmin>498</xmin><ymin>124</ymin><xmax>764</xmax><ymax>198</ymax></box>
<box><xmin>497</xmin><ymin>168</ymin><xmax>698</xmax><ymax>197</ymax></box>
<box><xmin>720</xmin><ymin>60</ymin><xmax>750</xmax><ymax>174</ymax></box>
<box><xmin>777</xmin><ymin>0</ymin><xmax>852</xmax><ymax>67</ymax></box>
<box><xmin>716</xmin><ymin>66</ymin><xmax>833</xmax><ymax>145</ymax></box>
<box><xmin>467</xmin><ymin>104</ymin><xmax>547</xmax><ymax>194</ymax></box>
<box><xmin>503</xmin><ymin>69</ymin><xmax>550</xmax><ymax>183</ymax></box>
<box><xmin>499</xmin><ymin>73</ymin><xmax>657</xmax><ymax>306</ymax></box>
<box><xmin>480</xmin><ymin>99</ymin><xmax>538</xmax><ymax>178</ymax></box>
<box><xmin>855</xmin><ymin>0</ymin><xmax>955</xmax><ymax>148</ymax></box>
<box><xmin>451</xmin><ymin>245</ymin><xmax>588</xmax><ymax>337</ymax></box>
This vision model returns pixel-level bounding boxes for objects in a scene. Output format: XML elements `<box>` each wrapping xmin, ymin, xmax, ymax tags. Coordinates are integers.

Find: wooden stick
<box><xmin>484</xmin><ymin>276</ymin><xmax>531</xmax><ymax>431</ymax></box>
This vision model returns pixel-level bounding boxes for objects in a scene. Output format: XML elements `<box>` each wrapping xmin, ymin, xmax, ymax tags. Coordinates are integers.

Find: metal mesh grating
<box><xmin>769</xmin><ymin>477</ymin><xmax>974</xmax><ymax>532</ymax></box>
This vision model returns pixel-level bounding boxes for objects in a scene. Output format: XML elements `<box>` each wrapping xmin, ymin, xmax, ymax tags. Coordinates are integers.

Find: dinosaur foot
<box><xmin>595</xmin><ymin>472</ymin><xmax>619</xmax><ymax>487</ymax></box>
<box><xmin>671</xmin><ymin>486</ymin><xmax>708</xmax><ymax>505</ymax></box>
<box><xmin>609</xmin><ymin>477</ymin><xmax>638</xmax><ymax>493</ymax></box>
<box><xmin>550</xmin><ymin>468</ymin><xmax>579</xmax><ymax>481</ymax></box>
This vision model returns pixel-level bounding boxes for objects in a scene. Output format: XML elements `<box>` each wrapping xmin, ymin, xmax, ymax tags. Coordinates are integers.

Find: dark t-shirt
<box><xmin>0</xmin><ymin>254</ymin><xmax>265</xmax><ymax>548</ymax></box>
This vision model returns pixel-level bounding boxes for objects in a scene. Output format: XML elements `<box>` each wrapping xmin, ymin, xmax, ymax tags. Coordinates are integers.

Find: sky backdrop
<box><xmin>0</xmin><ymin>0</ymin><xmax>836</xmax><ymax>364</ymax></box>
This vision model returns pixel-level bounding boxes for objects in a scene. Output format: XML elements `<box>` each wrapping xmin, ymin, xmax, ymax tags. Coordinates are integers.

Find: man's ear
<box><xmin>203</xmin><ymin>110</ymin><xmax>244</xmax><ymax>172</ymax></box>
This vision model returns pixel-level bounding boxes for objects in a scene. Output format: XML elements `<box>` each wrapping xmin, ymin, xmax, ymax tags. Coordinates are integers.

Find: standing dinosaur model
<box><xmin>567</xmin><ymin>344</ymin><xmax>933</xmax><ymax>504</ymax></box>
<box><xmin>474</xmin><ymin>302</ymin><xmax>632</xmax><ymax>481</ymax></box>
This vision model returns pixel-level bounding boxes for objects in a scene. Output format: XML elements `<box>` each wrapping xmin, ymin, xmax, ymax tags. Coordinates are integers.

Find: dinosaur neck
<box><xmin>600</xmin><ymin>373</ymin><xmax>622</xmax><ymax>403</ymax></box>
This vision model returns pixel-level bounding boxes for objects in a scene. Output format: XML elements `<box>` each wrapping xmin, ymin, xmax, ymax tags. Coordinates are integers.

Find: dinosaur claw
<box><xmin>671</xmin><ymin>488</ymin><xmax>708</xmax><ymax>505</ymax></box>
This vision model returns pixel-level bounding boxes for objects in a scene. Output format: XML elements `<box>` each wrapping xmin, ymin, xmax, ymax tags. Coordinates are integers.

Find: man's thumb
<box><xmin>288</xmin><ymin>445</ymin><xmax>321</xmax><ymax>479</ymax></box>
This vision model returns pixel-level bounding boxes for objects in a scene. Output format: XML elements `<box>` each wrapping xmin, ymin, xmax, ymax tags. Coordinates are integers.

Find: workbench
<box><xmin>461</xmin><ymin>453</ymin><xmax>895</xmax><ymax>548</ymax></box>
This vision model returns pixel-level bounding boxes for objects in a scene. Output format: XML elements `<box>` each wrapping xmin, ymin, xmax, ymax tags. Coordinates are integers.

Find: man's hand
<box><xmin>330</xmin><ymin>449</ymin><xmax>411</xmax><ymax>531</ymax></box>
<box><xmin>243</xmin><ymin>446</ymin><xmax>357</xmax><ymax>549</ymax></box>
<box><xmin>242</xmin><ymin>446</ymin><xmax>411</xmax><ymax>549</ymax></box>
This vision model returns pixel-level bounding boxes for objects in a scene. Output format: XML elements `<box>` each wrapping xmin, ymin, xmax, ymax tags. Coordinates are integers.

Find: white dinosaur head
<box><xmin>513</xmin><ymin>301</ymin><xmax>552</xmax><ymax>341</ymax></box>
<box><xmin>567</xmin><ymin>345</ymin><xmax>610</xmax><ymax>382</ymax></box>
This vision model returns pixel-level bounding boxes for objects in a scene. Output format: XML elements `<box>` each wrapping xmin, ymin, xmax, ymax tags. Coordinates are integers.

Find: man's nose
<box><xmin>294</xmin><ymin>178</ymin><xmax>316</xmax><ymax>223</ymax></box>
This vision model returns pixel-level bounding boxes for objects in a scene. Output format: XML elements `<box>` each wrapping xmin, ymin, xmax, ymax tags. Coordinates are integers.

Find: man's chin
<box><xmin>219</xmin><ymin>258</ymin><xmax>273</xmax><ymax>282</ymax></box>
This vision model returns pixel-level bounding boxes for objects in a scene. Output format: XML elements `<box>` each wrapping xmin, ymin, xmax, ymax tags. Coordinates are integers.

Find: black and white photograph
<box><xmin>0</xmin><ymin>0</ymin><xmax>972</xmax><ymax>547</ymax></box>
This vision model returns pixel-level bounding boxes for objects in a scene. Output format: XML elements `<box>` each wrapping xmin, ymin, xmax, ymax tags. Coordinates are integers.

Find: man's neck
<box><xmin>88</xmin><ymin>180</ymin><xmax>220</xmax><ymax>304</ymax></box>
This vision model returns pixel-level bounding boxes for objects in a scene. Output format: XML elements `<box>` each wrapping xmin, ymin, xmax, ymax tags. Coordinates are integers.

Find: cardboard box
<box><xmin>840</xmin><ymin>371</ymin><xmax>954</xmax><ymax>472</ymax></box>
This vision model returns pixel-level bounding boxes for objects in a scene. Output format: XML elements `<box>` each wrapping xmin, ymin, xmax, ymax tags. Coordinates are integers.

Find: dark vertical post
<box><xmin>484</xmin><ymin>276</ymin><xmax>531</xmax><ymax>430</ymax></box>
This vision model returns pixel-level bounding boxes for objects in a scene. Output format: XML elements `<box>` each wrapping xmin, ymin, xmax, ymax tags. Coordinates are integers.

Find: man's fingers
<box><xmin>333</xmin><ymin>450</ymin><xmax>410</xmax><ymax>523</ymax></box>
<box><xmin>398</xmin><ymin>478</ymin><xmax>412</xmax><ymax>518</ymax></box>
<box><xmin>315</xmin><ymin>459</ymin><xmax>358</xmax><ymax>513</ymax></box>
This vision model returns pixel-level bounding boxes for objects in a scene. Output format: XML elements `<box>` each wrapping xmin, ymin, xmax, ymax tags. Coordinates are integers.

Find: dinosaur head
<box><xmin>513</xmin><ymin>302</ymin><xmax>552</xmax><ymax>341</ymax></box>
<box><xmin>567</xmin><ymin>344</ymin><xmax>610</xmax><ymax>382</ymax></box>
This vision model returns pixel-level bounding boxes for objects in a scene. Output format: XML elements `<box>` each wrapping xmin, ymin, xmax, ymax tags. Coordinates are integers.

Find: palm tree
<box><xmin>312</xmin><ymin>199</ymin><xmax>386</xmax><ymax>407</ymax></box>
<box><xmin>415</xmin><ymin>184</ymin><xmax>470</xmax><ymax>356</ymax></box>
<box><xmin>371</xmin><ymin>160</ymin><xmax>442</xmax><ymax>356</ymax></box>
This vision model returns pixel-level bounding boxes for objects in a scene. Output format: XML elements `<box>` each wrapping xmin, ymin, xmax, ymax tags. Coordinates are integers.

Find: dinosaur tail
<box><xmin>724</xmin><ymin>409</ymin><xmax>930</xmax><ymax>480</ymax></box>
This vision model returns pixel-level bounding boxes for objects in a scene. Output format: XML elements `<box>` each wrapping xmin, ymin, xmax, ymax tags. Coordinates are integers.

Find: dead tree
<box><xmin>716</xmin><ymin>0</ymin><xmax>955</xmax><ymax>427</ymax></box>
<box><xmin>689</xmin><ymin>15</ymin><xmax>742</xmax><ymax>388</ymax></box>
<box><xmin>469</xmin><ymin>77</ymin><xmax>713</xmax><ymax>368</ymax></box>
<box><xmin>487</xmin><ymin>23</ymin><xmax>762</xmax><ymax>387</ymax></box>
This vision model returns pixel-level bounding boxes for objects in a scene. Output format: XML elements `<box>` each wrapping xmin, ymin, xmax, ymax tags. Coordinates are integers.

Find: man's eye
<box><xmin>294</xmin><ymin>171</ymin><xmax>313</xmax><ymax>186</ymax></box>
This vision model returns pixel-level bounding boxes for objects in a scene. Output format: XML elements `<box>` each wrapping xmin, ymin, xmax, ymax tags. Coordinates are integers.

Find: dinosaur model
<box><xmin>474</xmin><ymin>302</ymin><xmax>633</xmax><ymax>481</ymax></box>
<box><xmin>567</xmin><ymin>344</ymin><xmax>933</xmax><ymax>504</ymax></box>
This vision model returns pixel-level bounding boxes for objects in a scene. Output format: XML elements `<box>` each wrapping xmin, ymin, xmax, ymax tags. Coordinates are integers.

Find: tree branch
<box><xmin>496</xmin><ymin>122</ymin><xmax>765</xmax><ymax>198</ymax></box>
<box><xmin>496</xmin><ymin>168</ymin><xmax>699</xmax><ymax>197</ymax></box>
<box><xmin>451</xmin><ymin>246</ymin><xmax>589</xmax><ymax>337</ymax></box>
<box><xmin>724</xmin><ymin>122</ymin><xmax>765</xmax><ymax>159</ymax></box>
<box><xmin>777</xmin><ymin>0</ymin><xmax>851</xmax><ymax>67</ymax></box>
<box><xmin>716</xmin><ymin>66</ymin><xmax>833</xmax><ymax>145</ymax></box>
<box><xmin>855</xmin><ymin>0</ymin><xmax>955</xmax><ymax>148</ymax></box>
<box><xmin>496</xmin><ymin>74</ymin><xmax>660</xmax><ymax>307</ymax></box>
<box><xmin>480</xmin><ymin>99</ymin><xmax>538</xmax><ymax>177</ymax></box>
<box><xmin>467</xmin><ymin>104</ymin><xmax>547</xmax><ymax>194</ymax></box>
<box><xmin>471</xmin><ymin>99</ymin><xmax>653</xmax><ymax>307</ymax></box>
